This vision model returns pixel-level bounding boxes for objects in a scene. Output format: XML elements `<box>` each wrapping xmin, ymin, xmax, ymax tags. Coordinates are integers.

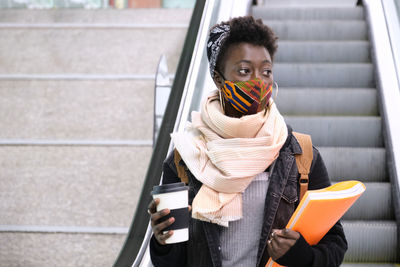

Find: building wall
<box><xmin>0</xmin><ymin>0</ymin><xmax>196</xmax><ymax>9</ymax></box>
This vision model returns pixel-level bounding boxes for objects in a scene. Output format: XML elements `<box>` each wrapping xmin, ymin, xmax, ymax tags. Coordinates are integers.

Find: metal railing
<box><xmin>382</xmin><ymin>0</ymin><xmax>400</xmax><ymax>90</ymax></box>
<box><xmin>112</xmin><ymin>0</ymin><xmax>207</xmax><ymax>266</ymax></box>
<box><xmin>114</xmin><ymin>0</ymin><xmax>253</xmax><ymax>266</ymax></box>
<box><xmin>153</xmin><ymin>55</ymin><xmax>172</xmax><ymax>147</ymax></box>
<box><xmin>364</xmin><ymin>0</ymin><xmax>400</xmax><ymax>261</ymax></box>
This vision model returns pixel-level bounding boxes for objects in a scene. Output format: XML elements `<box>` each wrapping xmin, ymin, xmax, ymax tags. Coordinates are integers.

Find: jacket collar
<box><xmin>281</xmin><ymin>125</ymin><xmax>303</xmax><ymax>155</ymax></box>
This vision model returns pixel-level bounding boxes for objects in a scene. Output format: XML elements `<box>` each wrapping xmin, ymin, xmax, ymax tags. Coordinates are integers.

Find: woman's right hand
<box><xmin>148</xmin><ymin>198</ymin><xmax>175</xmax><ymax>245</ymax></box>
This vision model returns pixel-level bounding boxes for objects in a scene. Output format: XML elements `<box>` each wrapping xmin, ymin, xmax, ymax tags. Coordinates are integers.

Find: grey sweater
<box><xmin>220</xmin><ymin>171</ymin><xmax>270</xmax><ymax>267</ymax></box>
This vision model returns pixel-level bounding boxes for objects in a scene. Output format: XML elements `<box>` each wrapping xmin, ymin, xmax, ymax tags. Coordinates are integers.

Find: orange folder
<box><xmin>266</xmin><ymin>180</ymin><xmax>366</xmax><ymax>267</ymax></box>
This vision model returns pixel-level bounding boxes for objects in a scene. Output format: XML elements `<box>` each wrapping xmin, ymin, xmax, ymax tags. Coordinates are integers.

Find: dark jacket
<box><xmin>150</xmin><ymin>126</ymin><xmax>348</xmax><ymax>267</ymax></box>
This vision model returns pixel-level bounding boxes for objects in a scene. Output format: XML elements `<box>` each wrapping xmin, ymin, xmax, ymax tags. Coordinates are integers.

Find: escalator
<box><xmin>253</xmin><ymin>0</ymin><xmax>399</xmax><ymax>265</ymax></box>
<box><xmin>115</xmin><ymin>0</ymin><xmax>400</xmax><ymax>266</ymax></box>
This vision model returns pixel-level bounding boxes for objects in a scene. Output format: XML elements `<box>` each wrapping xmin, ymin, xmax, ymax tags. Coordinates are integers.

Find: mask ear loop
<box><xmin>215</xmin><ymin>70</ymin><xmax>227</xmax><ymax>113</ymax></box>
<box><xmin>219</xmin><ymin>89</ymin><xmax>226</xmax><ymax>112</ymax></box>
<box><xmin>273</xmin><ymin>81</ymin><xmax>279</xmax><ymax>101</ymax></box>
<box><xmin>264</xmin><ymin>81</ymin><xmax>279</xmax><ymax>115</ymax></box>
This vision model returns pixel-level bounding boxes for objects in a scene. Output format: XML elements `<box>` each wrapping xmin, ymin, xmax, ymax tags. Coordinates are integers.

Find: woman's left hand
<box><xmin>267</xmin><ymin>228</ymin><xmax>300</xmax><ymax>261</ymax></box>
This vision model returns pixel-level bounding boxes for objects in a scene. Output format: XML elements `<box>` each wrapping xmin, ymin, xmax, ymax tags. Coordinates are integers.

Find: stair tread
<box><xmin>275</xmin><ymin>41</ymin><xmax>370</xmax><ymax>63</ymax></box>
<box><xmin>341</xmin><ymin>221</ymin><xmax>398</xmax><ymax>262</ymax></box>
<box><xmin>253</xmin><ymin>6</ymin><xmax>364</xmax><ymax>21</ymax></box>
<box><xmin>274</xmin><ymin>63</ymin><xmax>374</xmax><ymax>88</ymax></box>
<box><xmin>263</xmin><ymin>20</ymin><xmax>367</xmax><ymax>41</ymax></box>
<box><xmin>0</xmin><ymin>28</ymin><xmax>186</xmax><ymax>75</ymax></box>
<box><xmin>0</xmin><ymin>146</ymin><xmax>151</xmax><ymax>227</ymax></box>
<box><xmin>0</xmin><ymin>80</ymin><xmax>154</xmax><ymax>140</ymax></box>
<box><xmin>340</xmin><ymin>182</ymin><xmax>394</xmax><ymax>220</ymax></box>
<box><xmin>278</xmin><ymin>88</ymin><xmax>378</xmax><ymax>116</ymax></box>
<box><xmin>285</xmin><ymin>116</ymin><xmax>383</xmax><ymax>147</ymax></box>
<box><xmin>0</xmin><ymin>232</ymin><xmax>125</xmax><ymax>266</ymax></box>
<box><xmin>341</xmin><ymin>264</ymin><xmax>397</xmax><ymax>267</ymax></box>
<box><xmin>318</xmin><ymin>147</ymin><xmax>386</xmax><ymax>182</ymax></box>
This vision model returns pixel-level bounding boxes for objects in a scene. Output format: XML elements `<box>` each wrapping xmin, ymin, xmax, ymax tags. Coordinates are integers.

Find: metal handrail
<box><xmin>364</xmin><ymin>0</ymin><xmax>400</xmax><ymax>261</ymax></box>
<box><xmin>113</xmin><ymin>1</ymin><xmax>206</xmax><ymax>266</ymax></box>
<box><xmin>129</xmin><ymin>1</ymin><xmax>218</xmax><ymax>266</ymax></box>
<box><xmin>115</xmin><ymin>0</ymin><xmax>254</xmax><ymax>266</ymax></box>
<box><xmin>382</xmin><ymin>0</ymin><xmax>400</xmax><ymax>90</ymax></box>
<box><xmin>153</xmin><ymin>54</ymin><xmax>171</xmax><ymax>147</ymax></box>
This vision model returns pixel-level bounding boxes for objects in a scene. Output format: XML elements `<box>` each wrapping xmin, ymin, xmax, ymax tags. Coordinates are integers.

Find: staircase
<box><xmin>253</xmin><ymin>2</ymin><xmax>398</xmax><ymax>266</ymax></box>
<box><xmin>0</xmin><ymin>9</ymin><xmax>191</xmax><ymax>266</ymax></box>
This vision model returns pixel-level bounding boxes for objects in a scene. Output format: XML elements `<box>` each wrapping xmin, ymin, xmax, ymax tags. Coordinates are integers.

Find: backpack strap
<box><xmin>292</xmin><ymin>132</ymin><xmax>313</xmax><ymax>202</ymax></box>
<box><xmin>174</xmin><ymin>149</ymin><xmax>189</xmax><ymax>184</ymax></box>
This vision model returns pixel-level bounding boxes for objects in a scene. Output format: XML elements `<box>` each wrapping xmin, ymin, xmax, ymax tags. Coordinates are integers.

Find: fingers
<box><xmin>156</xmin><ymin>230</ymin><xmax>174</xmax><ymax>245</ymax></box>
<box><xmin>150</xmin><ymin>208</ymin><xmax>170</xmax><ymax>226</ymax></box>
<box><xmin>153</xmin><ymin>217</ymin><xmax>175</xmax><ymax>245</ymax></box>
<box><xmin>268</xmin><ymin>237</ymin><xmax>291</xmax><ymax>260</ymax></box>
<box><xmin>274</xmin><ymin>228</ymin><xmax>300</xmax><ymax>240</ymax></box>
<box><xmin>267</xmin><ymin>229</ymin><xmax>300</xmax><ymax>260</ymax></box>
<box><xmin>148</xmin><ymin>198</ymin><xmax>176</xmax><ymax>245</ymax></box>
<box><xmin>147</xmin><ymin>198</ymin><xmax>159</xmax><ymax>214</ymax></box>
<box><xmin>153</xmin><ymin>216</ymin><xmax>175</xmax><ymax>232</ymax></box>
<box><xmin>271</xmin><ymin>233</ymin><xmax>295</xmax><ymax>248</ymax></box>
<box><xmin>267</xmin><ymin>237</ymin><xmax>280</xmax><ymax>260</ymax></box>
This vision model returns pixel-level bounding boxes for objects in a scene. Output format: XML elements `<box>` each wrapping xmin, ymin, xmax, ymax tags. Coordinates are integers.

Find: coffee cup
<box><xmin>151</xmin><ymin>182</ymin><xmax>189</xmax><ymax>244</ymax></box>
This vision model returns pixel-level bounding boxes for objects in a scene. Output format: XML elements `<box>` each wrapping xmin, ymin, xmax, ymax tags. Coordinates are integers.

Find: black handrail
<box><xmin>113</xmin><ymin>0</ymin><xmax>206</xmax><ymax>266</ymax></box>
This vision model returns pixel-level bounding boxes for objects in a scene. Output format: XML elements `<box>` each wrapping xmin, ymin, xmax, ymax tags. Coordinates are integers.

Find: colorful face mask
<box><xmin>221</xmin><ymin>78</ymin><xmax>273</xmax><ymax>115</ymax></box>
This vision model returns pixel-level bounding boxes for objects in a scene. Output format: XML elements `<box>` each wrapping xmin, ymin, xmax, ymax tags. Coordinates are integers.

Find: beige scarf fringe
<box><xmin>171</xmin><ymin>90</ymin><xmax>288</xmax><ymax>227</ymax></box>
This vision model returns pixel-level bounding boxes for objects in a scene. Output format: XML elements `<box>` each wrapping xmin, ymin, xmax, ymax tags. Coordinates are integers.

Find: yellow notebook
<box><xmin>266</xmin><ymin>180</ymin><xmax>366</xmax><ymax>267</ymax></box>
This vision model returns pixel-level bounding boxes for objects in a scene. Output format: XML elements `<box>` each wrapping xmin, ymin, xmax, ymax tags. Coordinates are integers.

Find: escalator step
<box><xmin>275</xmin><ymin>41</ymin><xmax>370</xmax><ymax>63</ymax></box>
<box><xmin>341</xmin><ymin>264</ymin><xmax>397</xmax><ymax>267</ymax></box>
<box><xmin>319</xmin><ymin>147</ymin><xmax>386</xmax><ymax>183</ymax></box>
<box><xmin>255</xmin><ymin>2</ymin><xmax>399</xmax><ymax>265</ymax></box>
<box><xmin>277</xmin><ymin>88</ymin><xmax>377</xmax><ymax>116</ymax></box>
<box><xmin>263</xmin><ymin>20</ymin><xmax>367</xmax><ymax>41</ymax></box>
<box><xmin>285</xmin><ymin>116</ymin><xmax>383</xmax><ymax>147</ymax></box>
<box><xmin>253</xmin><ymin>7</ymin><xmax>364</xmax><ymax>21</ymax></box>
<box><xmin>342</xmin><ymin>182</ymin><xmax>394</xmax><ymax>221</ymax></box>
<box><xmin>342</xmin><ymin>221</ymin><xmax>398</xmax><ymax>263</ymax></box>
<box><xmin>274</xmin><ymin>63</ymin><xmax>374</xmax><ymax>88</ymax></box>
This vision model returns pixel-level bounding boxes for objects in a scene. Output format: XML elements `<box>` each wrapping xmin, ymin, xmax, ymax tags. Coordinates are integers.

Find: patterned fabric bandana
<box><xmin>222</xmin><ymin>78</ymin><xmax>273</xmax><ymax>115</ymax></box>
<box><xmin>207</xmin><ymin>24</ymin><xmax>231</xmax><ymax>77</ymax></box>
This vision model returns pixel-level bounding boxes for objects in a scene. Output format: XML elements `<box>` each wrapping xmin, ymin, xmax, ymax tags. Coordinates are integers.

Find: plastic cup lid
<box><xmin>151</xmin><ymin>182</ymin><xmax>189</xmax><ymax>195</ymax></box>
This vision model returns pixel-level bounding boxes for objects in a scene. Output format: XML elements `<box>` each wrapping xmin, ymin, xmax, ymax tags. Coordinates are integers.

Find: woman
<box><xmin>148</xmin><ymin>16</ymin><xmax>347</xmax><ymax>267</ymax></box>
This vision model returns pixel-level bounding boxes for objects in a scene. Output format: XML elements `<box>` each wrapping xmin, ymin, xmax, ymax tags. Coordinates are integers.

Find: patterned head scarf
<box><xmin>207</xmin><ymin>23</ymin><xmax>231</xmax><ymax>78</ymax></box>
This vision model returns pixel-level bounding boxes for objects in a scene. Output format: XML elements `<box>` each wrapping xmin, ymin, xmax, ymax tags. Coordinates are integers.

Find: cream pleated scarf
<box><xmin>171</xmin><ymin>90</ymin><xmax>288</xmax><ymax>227</ymax></box>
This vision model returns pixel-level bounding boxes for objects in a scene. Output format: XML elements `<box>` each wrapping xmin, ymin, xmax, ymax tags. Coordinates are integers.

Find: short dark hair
<box><xmin>214</xmin><ymin>16</ymin><xmax>278</xmax><ymax>74</ymax></box>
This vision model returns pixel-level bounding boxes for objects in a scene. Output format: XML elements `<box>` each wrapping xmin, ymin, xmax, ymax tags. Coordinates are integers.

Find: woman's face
<box><xmin>218</xmin><ymin>42</ymin><xmax>273</xmax><ymax>84</ymax></box>
<box><xmin>214</xmin><ymin>42</ymin><xmax>273</xmax><ymax>118</ymax></box>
